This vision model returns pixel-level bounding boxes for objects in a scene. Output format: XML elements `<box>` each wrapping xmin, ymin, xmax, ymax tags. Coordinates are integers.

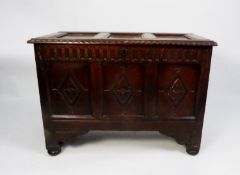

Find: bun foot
<box><xmin>186</xmin><ymin>144</ymin><xmax>200</xmax><ymax>155</ymax></box>
<box><xmin>47</xmin><ymin>148</ymin><xmax>61</xmax><ymax>156</ymax></box>
<box><xmin>175</xmin><ymin>139</ymin><xmax>185</xmax><ymax>145</ymax></box>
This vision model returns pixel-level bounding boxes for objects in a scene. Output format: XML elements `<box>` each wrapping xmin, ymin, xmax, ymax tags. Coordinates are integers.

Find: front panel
<box><xmin>102</xmin><ymin>63</ymin><xmax>144</xmax><ymax>118</ymax></box>
<box><xmin>41</xmin><ymin>44</ymin><xmax>201</xmax><ymax>121</ymax></box>
<box><xmin>157</xmin><ymin>64</ymin><xmax>199</xmax><ymax>119</ymax></box>
<box><xmin>47</xmin><ymin>62</ymin><xmax>92</xmax><ymax>118</ymax></box>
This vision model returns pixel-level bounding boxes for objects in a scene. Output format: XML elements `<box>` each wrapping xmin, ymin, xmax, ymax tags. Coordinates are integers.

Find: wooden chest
<box><xmin>28</xmin><ymin>32</ymin><xmax>217</xmax><ymax>155</ymax></box>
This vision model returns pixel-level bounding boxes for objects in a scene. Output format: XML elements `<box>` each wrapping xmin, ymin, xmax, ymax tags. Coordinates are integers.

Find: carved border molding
<box><xmin>28</xmin><ymin>38</ymin><xmax>216</xmax><ymax>46</ymax></box>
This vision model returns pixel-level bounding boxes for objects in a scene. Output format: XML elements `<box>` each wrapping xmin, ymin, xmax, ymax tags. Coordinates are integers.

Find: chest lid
<box><xmin>28</xmin><ymin>32</ymin><xmax>217</xmax><ymax>46</ymax></box>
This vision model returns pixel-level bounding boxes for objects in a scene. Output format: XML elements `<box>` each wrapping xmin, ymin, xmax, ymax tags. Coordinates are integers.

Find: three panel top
<box><xmin>28</xmin><ymin>32</ymin><xmax>217</xmax><ymax>46</ymax></box>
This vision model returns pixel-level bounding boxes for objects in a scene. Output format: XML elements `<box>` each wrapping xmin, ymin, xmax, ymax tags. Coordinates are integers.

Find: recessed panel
<box><xmin>47</xmin><ymin>62</ymin><xmax>92</xmax><ymax>116</ymax></box>
<box><xmin>157</xmin><ymin>64</ymin><xmax>199</xmax><ymax>118</ymax></box>
<box><xmin>59</xmin><ymin>33</ymin><xmax>98</xmax><ymax>39</ymax></box>
<box><xmin>102</xmin><ymin>63</ymin><xmax>144</xmax><ymax>118</ymax></box>
<box><xmin>108</xmin><ymin>33</ymin><xmax>142</xmax><ymax>39</ymax></box>
<box><xmin>154</xmin><ymin>34</ymin><xmax>189</xmax><ymax>40</ymax></box>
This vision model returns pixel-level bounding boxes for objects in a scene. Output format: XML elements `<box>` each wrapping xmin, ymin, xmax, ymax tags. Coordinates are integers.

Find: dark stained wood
<box><xmin>90</xmin><ymin>60</ymin><xmax>103</xmax><ymax>119</ymax></box>
<box><xmin>144</xmin><ymin>63</ymin><xmax>158</xmax><ymax>118</ymax></box>
<box><xmin>28</xmin><ymin>32</ymin><xmax>217</xmax><ymax>155</ymax></box>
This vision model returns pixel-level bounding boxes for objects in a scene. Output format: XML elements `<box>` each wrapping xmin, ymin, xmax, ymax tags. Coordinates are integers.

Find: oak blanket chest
<box><xmin>28</xmin><ymin>32</ymin><xmax>217</xmax><ymax>155</ymax></box>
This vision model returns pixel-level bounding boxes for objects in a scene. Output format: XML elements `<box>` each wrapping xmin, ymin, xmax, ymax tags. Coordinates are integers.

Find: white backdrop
<box><xmin>0</xmin><ymin>0</ymin><xmax>240</xmax><ymax>175</ymax></box>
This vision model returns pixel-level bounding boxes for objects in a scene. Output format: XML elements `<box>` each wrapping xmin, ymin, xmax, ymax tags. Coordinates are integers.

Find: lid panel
<box><xmin>108</xmin><ymin>33</ymin><xmax>142</xmax><ymax>39</ymax></box>
<box><xmin>154</xmin><ymin>34</ymin><xmax>189</xmax><ymax>40</ymax></box>
<box><xmin>59</xmin><ymin>33</ymin><xmax>98</xmax><ymax>39</ymax></box>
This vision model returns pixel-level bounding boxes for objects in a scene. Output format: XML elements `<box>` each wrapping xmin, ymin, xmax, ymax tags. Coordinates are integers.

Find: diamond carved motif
<box><xmin>112</xmin><ymin>74</ymin><xmax>134</xmax><ymax>105</ymax></box>
<box><xmin>167</xmin><ymin>77</ymin><xmax>187</xmax><ymax>107</ymax></box>
<box><xmin>58</xmin><ymin>72</ymin><xmax>83</xmax><ymax>105</ymax></box>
